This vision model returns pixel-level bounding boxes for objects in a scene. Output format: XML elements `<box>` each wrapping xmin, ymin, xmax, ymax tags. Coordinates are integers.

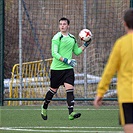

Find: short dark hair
<box><xmin>59</xmin><ymin>17</ymin><xmax>70</xmax><ymax>25</ymax></box>
<box><xmin>124</xmin><ymin>8</ymin><xmax>133</xmax><ymax>29</ymax></box>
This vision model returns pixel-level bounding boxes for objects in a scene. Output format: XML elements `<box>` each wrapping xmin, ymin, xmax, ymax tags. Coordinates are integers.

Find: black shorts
<box><xmin>119</xmin><ymin>103</ymin><xmax>133</xmax><ymax>125</ymax></box>
<box><xmin>50</xmin><ymin>69</ymin><xmax>75</xmax><ymax>88</ymax></box>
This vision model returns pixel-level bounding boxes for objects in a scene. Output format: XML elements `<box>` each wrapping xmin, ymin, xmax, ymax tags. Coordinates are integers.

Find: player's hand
<box><xmin>93</xmin><ymin>96</ymin><xmax>102</xmax><ymax>108</ymax></box>
<box><xmin>63</xmin><ymin>58</ymin><xmax>77</xmax><ymax>67</ymax></box>
<box><xmin>83</xmin><ymin>38</ymin><xmax>92</xmax><ymax>48</ymax></box>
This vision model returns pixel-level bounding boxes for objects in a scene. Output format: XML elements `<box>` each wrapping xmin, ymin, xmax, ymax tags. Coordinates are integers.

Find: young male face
<box><xmin>59</xmin><ymin>20</ymin><xmax>69</xmax><ymax>33</ymax></box>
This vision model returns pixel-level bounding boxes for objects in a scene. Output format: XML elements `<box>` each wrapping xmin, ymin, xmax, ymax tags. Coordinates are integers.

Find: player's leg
<box><xmin>66</xmin><ymin>84</ymin><xmax>74</xmax><ymax>114</ymax></box>
<box><xmin>41</xmin><ymin>70</ymin><xmax>60</xmax><ymax>120</ymax></box>
<box><xmin>119</xmin><ymin>103</ymin><xmax>133</xmax><ymax>133</ymax></box>
<box><xmin>64</xmin><ymin>69</ymin><xmax>81</xmax><ymax>120</ymax></box>
<box><xmin>43</xmin><ymin>88</ymin><xmax>57</xmax><ymax>109</ymax></box>
<box><xmin>123</xmin><ymin>124</ymin><xmax>133</xmax><ymax>133</ymax></box>
<box><xmin>41</xmin><ymin>88</ymin><xmax>57</xmax><ymax>120</ymax></box>
<box><xmin>65</xmin><ymin>83</ymin><xmax>81</xmax><ymax>120</ymax></box>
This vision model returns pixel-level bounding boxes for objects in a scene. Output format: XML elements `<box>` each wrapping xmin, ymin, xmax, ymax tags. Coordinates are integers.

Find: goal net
<box><xmin>3</xmin><ymin>0</ymin><xmax>131</xmax><ymax>105</ymax></box>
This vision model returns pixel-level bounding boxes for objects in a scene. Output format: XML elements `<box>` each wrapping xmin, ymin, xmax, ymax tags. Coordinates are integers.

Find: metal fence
<box><xmin>1</xmin><ymin>0</ymin><xmax>132</xmax><ymax>105</ymax></box>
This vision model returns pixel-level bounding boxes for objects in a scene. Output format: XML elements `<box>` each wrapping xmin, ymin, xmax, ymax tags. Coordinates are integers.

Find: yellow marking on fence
<box><xmin>8</xmin><ymin>59</ymin><xmax>52</xmax><ymax>105</ymax></box>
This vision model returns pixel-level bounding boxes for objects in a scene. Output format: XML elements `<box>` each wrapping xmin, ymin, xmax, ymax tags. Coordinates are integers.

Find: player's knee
<box><xmin>45</xmin><ymin>89</ymin><xmax>56</xmax><ymax>103</ymax></box>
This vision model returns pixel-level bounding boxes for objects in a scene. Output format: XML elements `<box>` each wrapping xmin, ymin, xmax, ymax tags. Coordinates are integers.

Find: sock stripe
<box><xmin>66</xmin><ymin>89</ymin><xmax>74</xmax><ymax>93</ymax></box>
<box><xmin>68</xmin><ymin>106</ymin><xmax>74</xmax><ymax>108</ymax></box>
<box><xmin>49</xmin><ymin>89</ymin><xmax>56</xmax><ymax>94</ymax></box>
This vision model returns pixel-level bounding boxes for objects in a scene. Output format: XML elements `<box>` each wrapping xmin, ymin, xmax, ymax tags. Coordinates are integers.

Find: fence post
<box><xmin>130</xmin><ymin>0</ymin><xmax>133</xmax><ymax>7</ymax></box>
<box><xmin>83</xmin><ymin>0</ymin><xmax>87</xmax><ymax>99</ymax></box>
<box><xmin>0</xmin><ymin>0</ymin><xmax>4</xmax><ymax>106</ymax></box>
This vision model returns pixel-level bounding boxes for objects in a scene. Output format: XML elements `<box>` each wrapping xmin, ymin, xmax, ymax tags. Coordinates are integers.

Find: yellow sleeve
<box><xmin>97</xmin><ymin>40</ymin><xmax>121</xmax><ymax>97</ymax></box>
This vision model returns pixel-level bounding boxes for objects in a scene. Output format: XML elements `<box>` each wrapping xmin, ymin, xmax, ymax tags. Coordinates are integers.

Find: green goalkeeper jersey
<box><xmin>50</xmin><ymin>32</ymin><xmax>82</xmax><ymax>70</ymax></box>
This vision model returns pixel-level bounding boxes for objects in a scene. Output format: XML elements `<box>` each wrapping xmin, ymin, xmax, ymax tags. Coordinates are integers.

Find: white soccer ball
<box><xmin>79</xmin><ymin>29</ymin><xmax>92</xmax><ymax>42</ymax></box>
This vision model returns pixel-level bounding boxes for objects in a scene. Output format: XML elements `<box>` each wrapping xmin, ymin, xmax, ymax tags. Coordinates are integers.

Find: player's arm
<box><xmin>97</xmin><ymin>40</ymin><xmax>120</xmax><ymax>96</ymax></box>
<box><xmin>51</xmin><ymin>42</ymin><xmax>62</xmax><ymax>60</ymax></box>
<box><xmin>73</xmin><ymin>38</ymin><xmax>92</xmax><ymax>55</ymax></box>
<box><xmin>93</xmin><ymin>96</ymin><xmax>102</xmax><ymax>108</ymax></box>
<box><xmin>60</xmin><ymin>57</ymin><xmax>77</xmax><ymax>67</ymax></box>
<box><xmin>80</xmin><ymin>38</ymin><xmax>92</xmax><ymax>51</ymax></box>
<box><xmin>94</xmin><ymin>40</ymin><xmax>120</xmax><ymax>108</ymax></box>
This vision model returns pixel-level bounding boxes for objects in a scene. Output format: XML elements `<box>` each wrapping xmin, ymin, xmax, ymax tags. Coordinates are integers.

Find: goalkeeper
<box><xmin>41</xmin><ymin>17</ymin><xmax>92</xmax><ymax>120</ymax></box>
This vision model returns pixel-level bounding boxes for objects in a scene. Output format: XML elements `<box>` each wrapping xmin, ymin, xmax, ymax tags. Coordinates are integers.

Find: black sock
<box><xmin>43</xmin><ymin>89</ymin><xmax>56</xmax><ymax>109</ymax></box>
<box><xmin>66</xmin><ymin>89</ymin><xmax>74</xmax><ymax>114</ymax></box>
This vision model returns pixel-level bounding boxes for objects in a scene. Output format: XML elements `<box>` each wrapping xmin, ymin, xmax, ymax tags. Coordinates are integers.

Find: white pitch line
<box><xmin>0</xmin><ymin>127</ymin><xmax>124</xmax><ymax>133</ymax></box>
<box><xmin>0</xmin><ymin>126</ymin><xmax>122</xmax><ymax>129</ymax></box>
<box><xmin>0</xmin><ymin>108</ymin><xmax>119</xmax><ymax>111</ymax></box>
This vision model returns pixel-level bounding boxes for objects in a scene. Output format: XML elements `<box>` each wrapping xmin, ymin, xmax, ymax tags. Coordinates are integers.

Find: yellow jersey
<box><xmin>97</xmin><ymin>33</ymin><xmax>133</xmax><ymax>103</ymax></box>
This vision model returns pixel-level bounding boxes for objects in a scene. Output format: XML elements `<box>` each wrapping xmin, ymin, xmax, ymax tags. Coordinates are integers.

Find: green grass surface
<box><xmin>0</xmin><ymin>105</ymin><xmax>123</xmax><ymax>133</ymax></box>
